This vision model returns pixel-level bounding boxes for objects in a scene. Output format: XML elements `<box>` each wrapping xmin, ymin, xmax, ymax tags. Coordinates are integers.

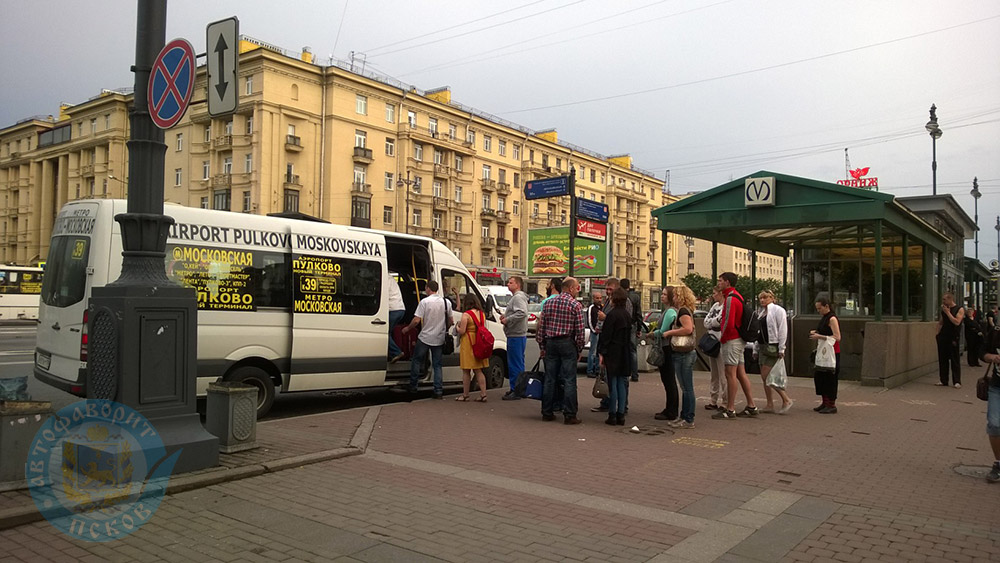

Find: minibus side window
<box><xmin>441</xmin><ymin>270</ymin><xmax>480</xmax><ymax>311</ymax></box>
<box><xmin>40</xmin><ymin>236</ymin><xmax>90</xmax><ymax>308</ymax></box>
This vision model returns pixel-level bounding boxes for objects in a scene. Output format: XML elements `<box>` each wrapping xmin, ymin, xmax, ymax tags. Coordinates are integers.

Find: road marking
<box><xmin>0</xmin><ymin>350</ymin><xmax>34</xmax><ymax>356</ymax></box>
<box><xmin>672</xmin><ymin>436</ymin><xmax>728</xmax><ymax>449</ymax></box>
<box><xmin>0</xmin><ymin>361</ymin><xmax>32</xmax><ymax>366</ymax></box>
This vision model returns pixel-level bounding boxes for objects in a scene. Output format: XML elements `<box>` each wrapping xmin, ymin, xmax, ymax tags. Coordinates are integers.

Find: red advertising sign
<box><xmin>576</xmin><ymin>219</ymin><xmax>607</xmax><ymax>241</ymax></box>
<box><xmin>837</xmin><ymin>167</ymin><xmax>878</xmax><ymax>189</ymax></box>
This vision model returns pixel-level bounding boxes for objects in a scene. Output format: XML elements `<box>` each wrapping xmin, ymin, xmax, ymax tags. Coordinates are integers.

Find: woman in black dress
<box><xmin>809</xmin><ymin>295</ymin><xmax>841</xmax><ymax>414</ymax></box>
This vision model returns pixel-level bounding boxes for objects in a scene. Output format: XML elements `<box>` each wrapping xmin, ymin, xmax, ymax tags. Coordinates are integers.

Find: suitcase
<box><xmin>392</xmin><ymin>324</ymin><xmax>419</xmax><ymax>360</ymax></box>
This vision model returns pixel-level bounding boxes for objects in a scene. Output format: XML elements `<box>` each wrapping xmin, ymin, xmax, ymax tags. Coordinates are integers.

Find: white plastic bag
<box><xmin>766</xmin><ymin>358</ymin><xmax>787</xmax><ymax>390</ymax></box>
<box><xmin>815</xmin><ymin>336</ymin><xmax>836</xmax><ymax>371</ymax></box>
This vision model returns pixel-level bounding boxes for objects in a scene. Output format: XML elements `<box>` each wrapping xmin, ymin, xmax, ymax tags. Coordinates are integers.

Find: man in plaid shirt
<box><xmin>536</xmin><ymin>276</ymin><xmax>585</xmax><ymax>424</ymax></box>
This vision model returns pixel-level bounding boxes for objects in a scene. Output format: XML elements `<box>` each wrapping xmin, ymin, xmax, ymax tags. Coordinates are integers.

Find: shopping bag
<box><xmin>766</xmin><ymin>358</ymin><xmax>787</xmax><ymax>390</ymax></box>
<box><xmin>815</xmin><ymin>337</ymin><xmax>837</xmax><ymax>371</ymax></box>
<box><xmin>592</xmin><ymin>367</ymin><xmax>610</xmax><ymax>399</ymax></box>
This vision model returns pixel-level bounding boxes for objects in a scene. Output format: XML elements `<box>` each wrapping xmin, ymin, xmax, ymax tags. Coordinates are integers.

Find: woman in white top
<box><xmin>703</xmin><ymin>287</ymin><xmax>728</xmax><ymax>411</ymax></box>
<box><xmin>753</xmin><ymin>290</ymin><xmax>792</xmax><ymax>413</ymax></box>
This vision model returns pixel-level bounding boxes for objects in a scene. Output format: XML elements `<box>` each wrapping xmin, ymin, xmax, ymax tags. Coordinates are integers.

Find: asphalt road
<box><xmin>0</xmin><ymin>323</ymin><xmax>560</xmax><ymax>419</ymax></box>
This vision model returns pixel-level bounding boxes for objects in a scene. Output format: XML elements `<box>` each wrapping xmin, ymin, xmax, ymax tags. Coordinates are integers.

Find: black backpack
<box><xmin>730</xmin><ymin>293</ymin><xmax>760</xmax><ymax>343</ymax></box>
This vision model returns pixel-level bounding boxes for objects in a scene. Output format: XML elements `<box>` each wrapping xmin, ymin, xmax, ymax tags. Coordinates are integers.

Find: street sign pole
<box><xmin>87</xmin><ymin>0</ymin><xmax>218</xmax><ymax>474</ymax></box>
<box><xmin>568</xmin><ymin>169</ymin><xmax>577</xmax><ymax>278</ymax></box>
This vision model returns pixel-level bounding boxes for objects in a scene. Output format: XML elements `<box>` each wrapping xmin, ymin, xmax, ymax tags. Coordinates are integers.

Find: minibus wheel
<box><xmin>485</xmin><ymin>354</ymin><xmax>506</xmax><ymax>389</ymax></box>
<box><xmin>225</xmin><ymin>366</ymin><xmax>275</xmax><ymax>418</ymax></box>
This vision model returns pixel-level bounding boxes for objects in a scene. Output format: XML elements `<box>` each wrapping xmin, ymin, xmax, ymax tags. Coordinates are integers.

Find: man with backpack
<box><xmin>621</xmin><ymin>279</ymin><xmax>643</xmax><ymax>382</ymax></box>
<box><xmin>711</xmin><ymin>273</ymin><xmax>759</xmax><ymax>420</ymax></box>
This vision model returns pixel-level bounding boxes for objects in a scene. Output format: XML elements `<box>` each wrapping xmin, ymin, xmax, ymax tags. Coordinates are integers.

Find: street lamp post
<box><xmin>925</xmin><ymin>104</ymin><xmax>942</xmax><ymax>195</ymax></box>
<box><xmin>972</xmin><ymin>177</ymin><xmax>981</xmax><ymax>261</ymax></box>
<box><xmin>995</xmin><ymin>216</ymin><xmax>999</xmax><ymax>273</ymax></box>
<box><xmin>396</xmin><ymin>170</ymin><xmax>414</xmax><ymax>235</ymax></box>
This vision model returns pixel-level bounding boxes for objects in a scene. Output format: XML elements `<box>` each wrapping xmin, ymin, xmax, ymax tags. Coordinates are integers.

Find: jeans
<box><xmin>587</xmin><ymin>332</ymin><xmax>600</xmax><ymax>375</ymax></box>
<box><xmin>507</xmin><ymin>336</ymin><xmax>527</xmax><ymax>390</ymax></box>
<box><xmin>542</xmin><ymin>338</ymin><xmax>578</xmax><ymax>418</ymax></box>
<box><xmin>387</xmin><ymin>309</ymin><xmax>406</xmax><ymax>357</ymax></box>
<box><xmin>988</xmin><ymin>384</ymin><xmax>1000</xmax><ymax>437</ymax></box>
<box><xmin>409</xmin><ymin>339</ymin><xmax>443</xmax><ymax>394</ymax></box>
<box><xmin>658</xmin><ymin>347</ymin><xmax>678</xmax><ymax>419</ymax></box>
<box><xmin>608</xmin><ymin>375</ymin><xmax>628</xmax><ymax>416</ymax></box>
<box><xmin>673</xmin><ymin>349</ymin><xmax>696</xmax><ymax>423</ymax></box>
<box><xmin>629</xmin><ymin>332</ymin><xmax>639</xmax><ymax>379</ymax></box>
<box><xmin>937</xmin><ymin>335</ymin><xmax>961</xmax><ymax>385</ymax></box>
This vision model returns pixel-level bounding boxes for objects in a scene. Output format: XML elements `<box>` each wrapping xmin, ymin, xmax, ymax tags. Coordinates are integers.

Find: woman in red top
<box><xmin>809</xmin><ymin>295</ymin><xmax>841</xmax><ymax>414</ymax></box>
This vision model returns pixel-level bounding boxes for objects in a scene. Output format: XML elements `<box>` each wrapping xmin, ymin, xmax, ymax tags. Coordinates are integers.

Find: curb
<box><xmin>0</xmin><ymin>407</ymin><xmax>380</xmax><ymax>531</ymax></box>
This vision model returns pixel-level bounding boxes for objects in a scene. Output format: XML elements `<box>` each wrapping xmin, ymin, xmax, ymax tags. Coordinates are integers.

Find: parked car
<box><xmin>526</xmin><ymin>303</ymin><xmax>542</xmax><ymax>334</ymax></box>
<box><xmin>643</xmin><ymin>310</ymin><xmax>664</xmax><ymax>331</ymax></box>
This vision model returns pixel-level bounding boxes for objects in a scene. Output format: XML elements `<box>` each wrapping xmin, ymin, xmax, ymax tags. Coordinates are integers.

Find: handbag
<box><xmin>977</xmin><ymin>364</ymin><xmax>992</xmax><ymax>402</ymax></box>
<box><xmin>646</xmin><ymin>333</ymin><xmax>665</xmax><ymax>367</ymax></box>
<box><xmin>669</xmin><ymin>311</ymin><xmax>696</xmax><ymax>353</ymax></box>
<box><xmin>697</xmin><ymin>333</ymin><xmax>720</xmax><ymax>357</ymax></box>
<box><xmin>592</xmin><ymin>367</ymin><xmax>610</xmax><ymax>399</ymax></box>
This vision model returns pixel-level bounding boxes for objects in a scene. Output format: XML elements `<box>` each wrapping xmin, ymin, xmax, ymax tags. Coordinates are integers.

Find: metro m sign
<box><xmin>744</xmin><ymin>177</ymin><xmax>775</xmax><ymax>207</ymax></box>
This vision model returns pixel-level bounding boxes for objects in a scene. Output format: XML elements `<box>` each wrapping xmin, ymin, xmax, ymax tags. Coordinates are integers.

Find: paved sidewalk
<box><xmin>2</xmin><ymin>371</ymin><xmax>999</xmax><ymax>562</ymax></box>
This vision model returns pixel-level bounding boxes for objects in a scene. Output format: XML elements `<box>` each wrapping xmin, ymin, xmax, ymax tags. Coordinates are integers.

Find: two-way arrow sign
<box><xmin>206</xmin><ymin>17</ymin><xmax>239</xmax><ymax>117</ymax></box>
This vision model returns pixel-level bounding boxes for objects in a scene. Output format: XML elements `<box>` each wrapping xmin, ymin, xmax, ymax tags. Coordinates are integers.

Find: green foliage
<box><xmin>681</xmin><ymin>272</ymin><xmax>794</xmax><ymax>308</ymax></box>
<box><xmin>681</xmin><ymin>273</ymin><xmax>715</xmax><ymax>302</ymax></box>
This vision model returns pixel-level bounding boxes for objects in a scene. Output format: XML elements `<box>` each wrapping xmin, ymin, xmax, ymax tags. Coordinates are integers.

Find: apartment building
<box><xmin>1</xmin><ymin>36</ymin><xmax>673</xmax><ymax>306</ymax></box>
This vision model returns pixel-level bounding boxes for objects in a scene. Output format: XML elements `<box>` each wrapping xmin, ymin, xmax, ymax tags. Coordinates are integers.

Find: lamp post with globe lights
<box><xmin>925</xmin><ymin>104</ymin><xmax>942</xmax><ymax>195</ymax></box>
<box><xmin>971</xmin><ymin>177</ymin><xmax>981</xmax><ymax>262</ymax></box>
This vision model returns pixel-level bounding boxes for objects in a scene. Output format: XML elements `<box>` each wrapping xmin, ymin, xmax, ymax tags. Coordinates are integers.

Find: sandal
<box><xmin>474</xmin><ymin>395</ymin><xmax>488</xmax><ymax>403</ymax></box>
<box><xmin>455</xmin><ymin>395</ymin><xmax>470</xmax><ymax>401</ymax></box>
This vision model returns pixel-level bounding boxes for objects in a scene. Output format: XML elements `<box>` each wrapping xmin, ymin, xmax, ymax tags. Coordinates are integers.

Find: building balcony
<box><xmin>626</xmin><ymin>233</ymin><xmax>638</xmax><ymax>243</ymax></box>
<box><xmin>351</xmin><ymin>217</ymin><xmax>371</xmax><ymax>229</ymax></box>
<box><xmin>452</xmin><ymin>231</ymin><xmax>472</xmax><ymax>244</ymax></box>
<box><xmin>451</xmin><ymin>199</ymin><xmax>472</xmax><ymax>211</ymax></box>
<box><xmin>433</xmin><ymin>197</ymin><xmax>449</xmax><ymax>211</ymax></box>
<box><xmin>433</xmin><ymin>164</ymin><xmax>450</xmax><ymax>178</ymax></box>
<box><xmin>214</xmin><ymin>135</ymin><xmax>233</xmax><ymax>148</ymax></box>
<box><xmin>521</xmin><ymin>161</ymin><xmax>554</xmax><ymax>176</ymax></box>
<box><xmin>614</xmin><ymin>208</ymin><xmax>628</xmax><ymax>220</ymax></box>
<box><xmin>495</xmin><ymin>210</ymin><xmax>511</xmax><ymax>224</ymax></box>
<box><xmin>648</xmin><ymin>259</ymin><xmax>658</xmax><ymax>269</ymax></box>
<box><xmin>497</xmin><ymin>182</ymin><xmax>511</xmax><ymax>196</ymax></box>
<box><xmin>285</xmin><ymin>135</ymin><xmax>302</xmax><ymax>151</ymax></box>
<box><xmin>480</xmin><ymin>236</ymin><xmax>495</xmax><ymax>249</ymax></box>
<box><xmin>626</xmin><ymin>256</ymin><xmax>638</xmax><ymax>265</ymax></box>
<box><xmin>406</xmin><ymin>157</ymin><xmax>429</xmax><ymax>171</ymax></box>
<box><xmin>480</xmin><ymin>208</ymin><xmax>496</xmax><ymax>220</ymax></box>
<box><xmin>351</xmin><ymin>182</ymin><xmax>373</xmax><ymax>199</ymax></box>
<box><xmin>18</xmin><ymin>204</ymin><xmax>31</xmax><ymax>215</ymax></box>
<box><xmin>496</xmin><ymin>238</ymin><xmax>510</xmax><ymax>250</ymax></box>
<box><xmin>649</xmin><ymin>238</ymin><xmax>659</xmax><ymax>250</ymax></box>
<box><xmin>80</xmin><ymin>164</ymin><xmax>94</xmax><ymax>176</ymax></box>
<box><xmin>352</xmin><ymin>146</ymin><xmax>373</xmax><ymax>164</ymax></box>
<box><xmin>284</xmin><ymin>174</ymin><xmax>301</xmax><ymax>187</ymax></box>
<box><xmin>211</xmin><ymin>174</ymin><xmax>232</xmax><ymax>188</ymax></box>
<box><xmin>432</xmin><ymin>228</ymin><xmax>451</xmax><ymax>241</ymax></box>
<box><xmin>480</xmin><ymin>178</ymin><xmax>497</xmax><ymax>192</ymax></box>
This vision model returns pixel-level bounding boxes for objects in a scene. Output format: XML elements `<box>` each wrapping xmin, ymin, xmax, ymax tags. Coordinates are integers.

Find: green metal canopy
<box><xmin>651</xmin><ymin>171</ymin><xmax>948</xmax><ymax>254</ymax></box>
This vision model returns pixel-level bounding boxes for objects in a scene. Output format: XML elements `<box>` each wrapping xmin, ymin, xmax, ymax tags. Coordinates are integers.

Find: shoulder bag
<box><xmin>697</xmin><ymin>332</ymin><xmax>720</xmax><ymax>357</ymax></box>
<box><xmin>977</xmin><ymin>364</ymin><xmax>992</xmax><ymax>402</ymax></box>
<box><xmin>592</xmin><ymin>366</ymin><xmax>610</xmax><ymax>399</ymax></box>
<box><xmin>646</xmin><ymin>333</ymin><xmax>665</xmax><ymax>367</ymax></box>
<box><xmin>670</xmin><ymin>312</ymin><xmax>696</xmax><ymax>353</ymax></box>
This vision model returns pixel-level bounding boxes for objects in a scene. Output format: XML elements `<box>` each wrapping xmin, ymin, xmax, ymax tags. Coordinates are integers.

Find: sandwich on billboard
<box><xmin>526</xmin><ymin>227</ymin><xmax>608</xmax><ymax>278</ymax></box>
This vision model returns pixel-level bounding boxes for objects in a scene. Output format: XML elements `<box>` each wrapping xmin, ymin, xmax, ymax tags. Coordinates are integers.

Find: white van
<box><xmin>34</xmin><ymin>200</ymin><xmax>507</xmax><ymax>417</ymax></box>
<box><xmin>483</xmin><ymin>285</ymin><xmax>512</xmax><ymax>317</ymax></box>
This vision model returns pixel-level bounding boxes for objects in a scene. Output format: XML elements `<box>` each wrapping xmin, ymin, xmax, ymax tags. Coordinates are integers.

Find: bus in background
<box><xmin>0</xmin><ymin>265</ymin><xmax>44</xmax><ymax>320</ymax></box>
<box><xmin>34</xmin><ymin>200</ymin><xmax>508</xmax><ymax>417</ymax></box>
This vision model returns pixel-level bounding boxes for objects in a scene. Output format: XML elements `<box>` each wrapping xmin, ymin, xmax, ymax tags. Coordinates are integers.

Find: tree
<box><xmin>682</xmin><ymin>273</ymin><xmax>715</xmax><ymax>302</ymax></box>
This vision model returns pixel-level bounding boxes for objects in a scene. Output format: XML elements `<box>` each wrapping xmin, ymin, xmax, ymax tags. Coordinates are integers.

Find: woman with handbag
<box><xmin>662</xmin><ymin>286</ymin><xmax>698</xmax><ymax>429</ymax></box>
<box><xmin>703</xmin><ymin>286</ymin><xmax>727</xmax><ymax>411</ymax></box>
<box><xmin>598</xmin><ymin>288</ymin><xmax>632</xmax><ymax>426</ymax></box>
<box><xmin>455</xmin><ymin>293</ymin><xmax>489</xmax><ymax>402</ymax></box>
<box><xmin>979</xmin><ymin>324</ymin><xmax>1000</xmax><ymax>483</ymax></box>
<box><xmin>754</xmin><ymin>291</ymin><xmax>793</xmax><ymax>414</ymax></box>
<box><xmin>809</xmin><ymin>295</ymin><xmax>841</xmax><ymax>414</ymax></box>
<box><xmin>650</xmin><ymin>286</ymin><xmax>679</xmax><ymax>422</ymax></box>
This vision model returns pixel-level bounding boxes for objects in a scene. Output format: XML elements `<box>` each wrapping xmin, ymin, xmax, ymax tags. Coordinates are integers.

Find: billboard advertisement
<box><xmin>526</xmin><ymin>227</ymin><xmax>609</xmax><ymax>278</ymax></box>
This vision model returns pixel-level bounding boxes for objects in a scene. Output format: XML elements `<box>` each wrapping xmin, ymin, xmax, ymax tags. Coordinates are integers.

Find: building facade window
<box><xmin>412</xmin><ymin>209</ymin><xmax>422</xmax><ymax>227</ymax></box>
<box><xmin>433</xmin><ymin>181</ymin><xmax>442</xmax><ymax>198</ymax></box>
<box><xmin>413</xmin><ymin>143</ymin><xmax>423</xmax><ymax>161</ymax></box>
<box><xmin>242</xmin><ymin>190</ymin><xmax>251</xmax><ymax>212</ymax></box>
<box><xmin>384</xmin><ymin>172</ymin><xmax>394</xmax><ymax>191</ymax></box>
<box><xmin>222</xmin><ymin>156</ymin><xmax>232</xmax><ymax>175</ymax></box>
<box><xmin>353</xmin><ymin>165</ymin><xmax>366</xmax><ymax>185</ymax></box>
<box><xmin>202</xmin><ymin>161</ymin><xmax>210</xmax><ymax>180</ymax></box>
<box><xmin>204</xmin><ymin>126</ymin><xmax>211</xmax><ymax>142</ymax></box>
<box><xmin>356</xmin><ymin>94</ymin><xmax>368</xmax><ymax>115</ymax></box>
<box><xmin>429</xmin><ymin>118</ymin><xmax>438</xmax><ymax>136</ymax></box>
<box><xmin>498</xmin><ymin>196</ymin><xmax>506</xmax><ymax>211</ymax></box>
<box><xmin>213</xmin><ymin>189</ymin><xmax>231</xmax><ymax>211</ymax></box>
<box><xmin>483</xmin><ymin>135</ymin><xmax>492</xmax><ymax>152</ymax></box>
<box><xmin>513</xmin><ymin>144</ymin><xmax>521</xmax><ymax>160</ymax></box>
<box><xmin>174</xmin><ymin>168</ymin><xmax>182</xmax><ymax>186</ymax></box>
<box><xmin>433</xmin><ymin>150</ymin><xmax>443</xmax><ymax>164</ymax></box>
<box><xmin>245</xmin><ymin>153</ymin><xmax>253</xmax><ymax>173</ymax></box>
<box><xmin>407</xmin><ymin>110</ymin><xmax>416</xmax><ymax>128</ymax></box>
<box><xmin>176</xmin><ymin>133</ymin><xmax>183</xmax><ymax>151</ymax></box>
<box><xmin>90</xmin><ymin>119</ymin><xmax>97</xmax><ymax>134</ymax></box>
<box><xmin>385</xmin><ymin>138</ymin><xmax>394</xmax><ymax>156</ymax></box>
<box><xmin>454</xmin><ymin>216</ymin><xmax>463</xmax><ymax>232</ymax></box>
<box><xmin>433</xmin><ymin>212</ymin><xmax>442</xmax><ymax>230</ymax></box>
<box><xmin>385</xmin><ymin>104</ymin><xmax>395</xmax><ymax>123</ymax></box>
<box><xmin>225</xmin><ymin>121</ymin><xmax>233</xmax><ymax>135</ymax></box>
<box><xmin>455</xmin><ymin>186</ymin><xmax>463</xmax><ymax>202</ymax></box>
<box><xmin>246</xmin><ymin>116</ymin><xmax>253</xmax><ymax>134</ymax></box>
<box><xmin>512</xmin><ymin>201</ymin><xmax>519</xmax><ymax>215</ymax></box>
<box><xmin>245</xmin><ymin>75</ymin><xmax>253</xmax><ymax>95</ymax></box>
<box><xmin>448</xmin><ymin>124</ymin><xmax>457</xmax><ymax>140</ymax></box>
<box><xmin>466</xmin><ymin>129</ymin><xmax>475</xmax><ymax>145</ymax></box>
<box><xmin>454</xmin><ymin>155</ymin><xmax>463</xmax><ymax>171</ymax></box>
<box><xmin>355</xmin><ymin>130</ymin><xmax>367</xmax><ymax>148</ymax></box>
<box><xmin>383</xmin><ymin>206</ymin><xmax>393</xmax><ymax>224</ymax></box>
<box><xmin>200</xmin><ymin>196</ymin><xmax>209</xmax><ymax>209</ymax></box>
<box><xmin>482</xmin><ymin>165</ymin><xmax>491</xmax><ymax>180</ymax></box>
<box><xmin>482</xmin><ymin>194</ymin><xmax>491</xmax><ymax>210</ymax></box>
<box><xmin>352</xmin><ymin>197</ymin><xmax>370</xmax><ymax>224</ymax></box>
<box><xmin>283</xmin><ymin>189</ymin><xmax>299</xmax><ymax>212</ymax></box>
<box><xmin>498</xmin><ymin>140</ymin><xmax>506</xmax><ymax>156</ymax></box>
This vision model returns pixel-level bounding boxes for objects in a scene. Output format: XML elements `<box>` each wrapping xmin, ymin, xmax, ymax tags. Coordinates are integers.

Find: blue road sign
<box><xmin>524</xmin><ymin>176</ymin><xmax>569</xmax><ymax>200</ymax></box>
<box><xmin>148</xmin><ymin>38</ymin><xmax>195</xmax><ymax>129</ymax></box>
<box><xmin>576</xmin><ymin>198</ymin><xmax>609</xmax><ymax>223</ymax></box>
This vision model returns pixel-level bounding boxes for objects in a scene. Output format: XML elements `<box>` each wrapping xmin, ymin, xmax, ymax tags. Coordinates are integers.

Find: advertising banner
<box><xmin>526</xmin><ymin>227</ymin><xmax>608</xmax><ymax>278</ymax></box>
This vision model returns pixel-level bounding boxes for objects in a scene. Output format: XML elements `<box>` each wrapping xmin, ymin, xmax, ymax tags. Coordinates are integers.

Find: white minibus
<box><xmin>0</xmin><ymin>265</ymin><xmax>44</xmax><ymax>320</ymax></box>
<box><xmin>34</xmin><ymin>200</ymin><xmax>508</xmax><ymax>417</ymax></box>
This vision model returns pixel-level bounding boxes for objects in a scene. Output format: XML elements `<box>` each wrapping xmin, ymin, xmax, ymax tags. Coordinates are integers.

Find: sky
<box><xmin>2</xmin><ymin>0</ymin><xmax>999</xmax><ymax>264</ymax></box>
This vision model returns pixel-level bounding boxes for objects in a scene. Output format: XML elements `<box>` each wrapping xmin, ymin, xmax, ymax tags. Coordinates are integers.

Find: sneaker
<box><xmin>676</xmin><ymin>420</ymin><xmax>695</xmax><ymax>429</ymax></box>
<box><xmin>630</xmin><ymin>376</ymin><xmax>639</xmax><ymax>382</ymax></box>
<box><xmin>736</xmin><ymin>406</ymin><xmax>759</xmax><ymax>418</ymax></box>
<box><xmin>934</xmin><ymin>382</ymin><xmax>947</xmax><ymax>386</ymax></box>
<box><xmin>818</xmin><ymin>405</ymin><xmax>838</xmax><ymax>414</ymax></box>
<box><xmin>954</xmin><ymin>383</ymin><xmax>962</xmax><ymax>389</ymax></box>
<box><xmin>591</xmin><ymin>406</ymin><xmax>609</xmax><ymax>413</ymax></box>
<box><xmin>778</xmin><ymin>401</ymin><xmax>794</xmax><ymax>414</ymax></box>
<box><xmin>666</xmin><ymin>419</ymin><xmax>683</xmax><ymax>428</ymax></box>
<box><xmin>704</xmin><ymin>404</ymin><xmax>719</xmax><ymax>410</ymax></box>
<box><xmin>712</xmin><ymin>409</ymin><xmax>737</xmax><ymax>420</ymax></box>
<box><xmin>501</xmin><ymin>391</ymin><xmax>521</xmax><ymax>401</ymax></box>
<box><xmin>987</xmin><ymin>462</ymin><xmax>1000</xmax><ymax>483</ymax></box>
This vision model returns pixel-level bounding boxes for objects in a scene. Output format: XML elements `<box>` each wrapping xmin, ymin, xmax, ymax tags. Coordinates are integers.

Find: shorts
<box><xmin>988</xmin><ymin>385</ymin><xmax>1000</xmax><ymax>437</ymax></box>
<box><xmin>721</xmin><ymin>339</ymin><xmax>745</xmax><ymax>366</ymax></box>
<box><xmin>759</xmin><ymin>344</ymin><xmax>780</xmax><ymax>368</ymax></box>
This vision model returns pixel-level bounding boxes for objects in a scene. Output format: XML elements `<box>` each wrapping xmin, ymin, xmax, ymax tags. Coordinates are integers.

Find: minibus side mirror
<box><xmin>485</xmin><ymin>295</ymin><xmax>497</xmax><ymax>321</ymax></box>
